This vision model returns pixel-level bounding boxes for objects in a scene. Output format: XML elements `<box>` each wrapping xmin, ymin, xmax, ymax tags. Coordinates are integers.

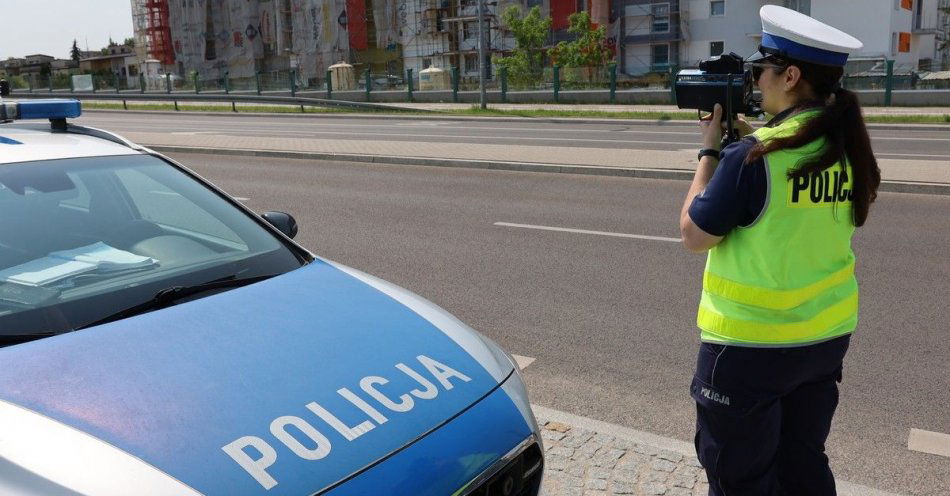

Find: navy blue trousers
<box><xmin>691</xmin><ymin>335</ymin><xmax>851</xmax><ymax>496</ymax></box>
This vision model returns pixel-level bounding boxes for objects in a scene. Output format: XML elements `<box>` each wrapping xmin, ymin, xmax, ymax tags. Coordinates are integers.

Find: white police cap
<box><xmin>758</xmin><ymin>5</ymin><xmax>863</xmax><ymax>67</ymax></box>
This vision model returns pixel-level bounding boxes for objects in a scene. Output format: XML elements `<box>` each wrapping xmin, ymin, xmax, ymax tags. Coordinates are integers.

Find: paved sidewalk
<box><xmin>122</xmin><ymin>129</ymin><xmax>950</xmax><ymax>187</ymax></box>
<box><xmin>532</xmin><ymin>406</ymin><xmax>903</xmax><ymax>496</ymax></box>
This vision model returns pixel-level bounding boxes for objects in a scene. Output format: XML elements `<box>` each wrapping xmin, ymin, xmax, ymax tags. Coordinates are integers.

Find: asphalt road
<box><xmin>163</xmin><ymin>151</ymin><xmax>949</xmax><ymax>495</ymax></box>
<box><xmin>76</xmin><ymin>112</ymin><xmax>950</xmax><ymax>162</ymax></box>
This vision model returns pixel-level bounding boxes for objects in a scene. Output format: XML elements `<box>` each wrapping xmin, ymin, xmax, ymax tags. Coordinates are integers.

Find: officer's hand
<box><xmin>699</xmin><ymin>104</ymin><xmax>723</xmax><ymax>150</ymax></box>
<box><xmin>734</xmin><ymin>118</ymin><xmax>754</xmax><ymax>138</ymax></box>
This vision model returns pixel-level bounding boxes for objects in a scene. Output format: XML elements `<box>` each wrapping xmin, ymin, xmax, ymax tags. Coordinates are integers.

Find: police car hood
<box><xmin>0</xmin><ymin>259</ymin><xmax>516</xmax><ymax>495</ymax></box>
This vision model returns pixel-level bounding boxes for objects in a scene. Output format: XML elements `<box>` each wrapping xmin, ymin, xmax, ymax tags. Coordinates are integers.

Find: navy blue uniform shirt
<box><xmin>688</xmin><ymin>138</ymin><xmax>768</xmax><ymax>236</ymax></box>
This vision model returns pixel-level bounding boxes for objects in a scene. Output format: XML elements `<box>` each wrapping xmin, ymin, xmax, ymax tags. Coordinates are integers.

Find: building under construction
<box><xmin>130</xmin><ymin>0</ymin><xmax>629</xmax><ymax>84</ymax></box>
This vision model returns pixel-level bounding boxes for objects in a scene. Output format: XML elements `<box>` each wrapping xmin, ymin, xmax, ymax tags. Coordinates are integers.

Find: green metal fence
<box><xmin>4</xmin><ymin>61</ymin><xmax>945</xmax><ymax>106</ymax></box>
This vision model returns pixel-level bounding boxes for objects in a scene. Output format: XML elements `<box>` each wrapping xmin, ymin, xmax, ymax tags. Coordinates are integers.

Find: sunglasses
<box><xmin>747</xmin><ymin>61</ymin><xmax>788</xmax><ymax>80</ymax></box>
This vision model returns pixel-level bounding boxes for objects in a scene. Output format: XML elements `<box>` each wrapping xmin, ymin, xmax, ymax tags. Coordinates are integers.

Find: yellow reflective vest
<box><xmin>697</xmin><ymin>111</ymin><xmax>859</xmax><ymax>347</ymax></box>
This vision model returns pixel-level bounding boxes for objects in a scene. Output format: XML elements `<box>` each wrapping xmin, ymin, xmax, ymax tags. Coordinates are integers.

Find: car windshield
<box><xmin>0</xmin><ymin>153</ymin><xmax>306</xmax><ymax>337</ymax></box>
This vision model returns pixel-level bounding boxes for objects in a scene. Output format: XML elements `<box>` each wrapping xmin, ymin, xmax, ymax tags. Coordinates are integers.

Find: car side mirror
<box><xmin>261</xmin><ymin>211</ymin><xmax>298</xmax><ymax>239</ymax></box>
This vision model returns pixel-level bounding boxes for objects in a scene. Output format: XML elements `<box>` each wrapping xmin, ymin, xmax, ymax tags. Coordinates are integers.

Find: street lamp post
<box><xmin>477</xmin><ymin>0</ymin><xmax>487</xmax><ymax>109</ymax></box>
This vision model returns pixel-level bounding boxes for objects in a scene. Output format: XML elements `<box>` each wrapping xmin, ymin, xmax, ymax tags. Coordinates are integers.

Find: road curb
<box><xmin>85</xmin><ymin>108</ymin><xmax>950</xmax><ymax>132</ymax></box>
<box><xmin>146</xmin><ymin>144</ymin><xmax>950</xmax><ymax>196</ymax></box>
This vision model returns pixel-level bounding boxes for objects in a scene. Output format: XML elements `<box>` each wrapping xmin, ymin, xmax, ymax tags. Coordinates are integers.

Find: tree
<box><xmin>123</xmin><ymin>37</ymin><xmax>135</xmax><ymax>48</ymax></box>
<box><xmin>70</xmin><ymin>39</ymin><xmax>82</xmax><ymax>62</ymax></box>
<box><xmin>547</xmin><ymin>11</ymin><xmax>613</xmax><ymax>82</ymax></box>
<box><xmin>492</xmin><ymin>5</ymin><xmax>551</xmax><ymax>88</ymax></box>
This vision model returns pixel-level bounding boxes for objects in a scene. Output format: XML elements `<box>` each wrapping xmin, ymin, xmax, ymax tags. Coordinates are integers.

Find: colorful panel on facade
<box><xmin>551</xmin><ymin>0</ymin><xmax>577</xmax><ymax>30</ymax></box>
<box><xmin>348</xmin><ymin>0</ymin><xmax>369</xmax><ymax>51</ymax></box>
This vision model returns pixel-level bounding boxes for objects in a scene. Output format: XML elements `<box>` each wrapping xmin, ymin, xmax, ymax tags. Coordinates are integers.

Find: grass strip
<box><xmin>81</xmin><ymin>102</ymin><xmax>950</xmax><ymax>124</ymax></box>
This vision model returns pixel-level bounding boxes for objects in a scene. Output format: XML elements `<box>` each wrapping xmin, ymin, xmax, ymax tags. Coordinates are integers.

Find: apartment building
<box><xmin>620</xmin><ymin>0</ymin><xmax>944</xmax><ymax>75</ymax></box>
<box><xmin>132</xmin><ymin>0</ymin><xmax>531</xmax><ymax>85</ymax></box>
<box><xmin>129</xmin><ymin>0</ymin><xmax>945</xmax><ymax>83</ymax></box>
<box><xmin>807</xmin><ymin>0</ymin><xmax>941</xmax><ymax>72</ymax></box>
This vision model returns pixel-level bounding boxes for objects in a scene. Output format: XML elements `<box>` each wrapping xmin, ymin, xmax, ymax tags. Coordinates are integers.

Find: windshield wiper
<box><xmin>74</xmin><ymin>273</ymin><xmax>278</xmax><ymax>331</ymax></box>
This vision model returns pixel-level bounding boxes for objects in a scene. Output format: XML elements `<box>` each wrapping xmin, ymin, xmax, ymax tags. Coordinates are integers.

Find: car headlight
<box><xmin>475</xmin><ymin>333</ymin><xmax>540</xmax><ymax>441</ymax></box>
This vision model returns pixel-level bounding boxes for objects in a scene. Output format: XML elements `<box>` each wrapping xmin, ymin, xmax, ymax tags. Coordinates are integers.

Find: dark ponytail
<box><xmin>745</xmin><ymin>62</ymin><xmax>881</xmax><ymax>227</ymax></box>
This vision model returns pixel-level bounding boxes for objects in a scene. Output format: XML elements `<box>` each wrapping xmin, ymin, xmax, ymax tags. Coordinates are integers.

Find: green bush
<box><xmin>0</xmin><ymin>74</ymin><xmax>29</xmax><ymax>89</ymax></box>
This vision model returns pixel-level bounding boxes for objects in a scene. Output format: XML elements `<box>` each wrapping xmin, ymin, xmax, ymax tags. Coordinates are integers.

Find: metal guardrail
<box><xmin>8</xmin><ymin>87</ymin><xmax>950</xmax><ymax>108</ymax></box>
<box><xmin>6</xmin><ymin>90</ymin><xmax>426</xmax><ymax>113</ymax></box>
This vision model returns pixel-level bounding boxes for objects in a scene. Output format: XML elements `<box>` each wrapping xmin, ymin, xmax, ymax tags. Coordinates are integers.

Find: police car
<box><xmin>0</xmin><ymin>99</ymin><xmax>543</xmax><ymax>496</ymax></box>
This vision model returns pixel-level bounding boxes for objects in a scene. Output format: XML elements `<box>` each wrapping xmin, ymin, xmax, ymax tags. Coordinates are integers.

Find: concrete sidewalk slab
<box><xmin>124</xmin><ymin>130</ymin><xmax>950</xmax><ymax>195</ymax></box>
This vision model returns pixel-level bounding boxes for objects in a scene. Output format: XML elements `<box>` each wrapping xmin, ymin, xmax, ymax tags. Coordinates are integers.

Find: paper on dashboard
<box><xmin>50</xmin><ymin>242</ymin><xmax>157</xmax><ymax>272</ymax></box>
<box><xmin>0</xmin><ymin>257</ymin><xmax>98</xmax><ymax>286</ymax></box>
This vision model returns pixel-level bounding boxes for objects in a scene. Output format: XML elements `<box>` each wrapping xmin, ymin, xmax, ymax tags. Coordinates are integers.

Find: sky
<box><xmin>1</xmin><ymin>1</ymin><xmax>135</xmax><ymax>60</ymax></box>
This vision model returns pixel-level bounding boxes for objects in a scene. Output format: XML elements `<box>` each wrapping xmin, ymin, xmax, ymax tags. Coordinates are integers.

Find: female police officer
<box><xmin>677</xmin><ymin>6</ymin><xmax>881</xmax><ymax>495</ymax></box>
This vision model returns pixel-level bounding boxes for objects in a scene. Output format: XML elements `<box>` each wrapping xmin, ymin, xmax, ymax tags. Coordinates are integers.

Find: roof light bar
<box><xmin>0</xmin><ymin>99</ymin><xmax>82</xmax><ymax>122</ymax></box>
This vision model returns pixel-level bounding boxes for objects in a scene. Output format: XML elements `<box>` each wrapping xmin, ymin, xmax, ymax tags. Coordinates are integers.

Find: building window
<box><xmin>436</xmin><ymin>11</ymin><xmax>446</xmax><ymax>32</ymax></box>
<box><xmin>710</xmin><ymin>41</ymin><xmax>724</xmax><ymax>56</ymax></box>
<box><xmin>898</xmin><ymin>32</ymin><xmax>911</xmax><ymax>52</ymax></box>
<box><xmin>783</xmin><ymin>0</ymin><xmax>810</xmax><ymax>15</ymax></box>
<box><xmin>900</xmin><ymin>0</ymin><xmax>912</xmax><ymax>10</ymax></box>
<box><xmin>464</xmin><ymin>53</ymin><xmax>478</xmax><ymax>73</ymax></box>
<box><xmin>463</xmin><ymin>21</ymin><xmax>477</xmax><ymax>41</ymax></box>
<box><xmin>652</xmin><ymin>3</ymin><xmax>670</xmax><ymax>33</ymax></box>
<box><xmin>652</xmin><ymin>44</ymin><xmax>669</xmax><ymax>69</ymax></box>
<box><xmin>710</xmin><ymin>0</ymin><xmax>725</xmax><ymax>16</ymax></box>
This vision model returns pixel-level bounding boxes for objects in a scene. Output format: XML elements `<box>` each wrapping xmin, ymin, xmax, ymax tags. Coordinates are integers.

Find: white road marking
<box><xmin>511</xmin><ymin>354</ymin><xmax>536</xmax><ymax>371</ymax></box>
<box><xmin>234</xmin><ymin>197</ymin><xmax>250</xmax><ymax>201</ymax></box>
<box><xmin>908</xmin><ymin>428</ymin><xmax>950</xmax><ymax>458</ymax></box>
<box><xmin>495</xmin><ymin>222</ymin><xmax>681</xmax><ymax>243</ymax></box>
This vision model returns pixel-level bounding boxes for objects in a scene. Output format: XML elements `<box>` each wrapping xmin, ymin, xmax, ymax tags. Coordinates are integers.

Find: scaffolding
<box><xmin>405</xmin><ymin>0</ymin><xmax>510</xmax><ymax>77</ymax></box>
<box><xmin>131</xmin><ymin>0</ymin><xmax>149</xmax><ymax>62</ymax></box>
<box><xmin>617</xmin><ymin>0</ymin><xmax>682</xmax><ymax>75</ymax></box>
<box><xmin>143</xmin><ymin>0</ymin><xmax>175</xmax><ymax>66</ymax></box>
<box><xmin>403</xmin><ymin>0</ymin><xmax>458</xmax><ymax>70</ymax></box>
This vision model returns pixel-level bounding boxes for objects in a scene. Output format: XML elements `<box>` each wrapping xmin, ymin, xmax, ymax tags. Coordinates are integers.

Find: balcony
<box><xmin>912</xmin><ymin>3</ymin><xmax>939</xmax><ymax>34</ymax></box>
<box><xmin>623</xmin><ymin>31</ymin><xmax>683</xmax><ymax>44</ymax></box>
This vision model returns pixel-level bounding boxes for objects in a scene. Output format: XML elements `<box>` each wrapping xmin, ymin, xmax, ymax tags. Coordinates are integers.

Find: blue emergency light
<box><xmin>0</xmin><ymin>99</ymin><xmax>82</xmax><ymax>122</ymax></box>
